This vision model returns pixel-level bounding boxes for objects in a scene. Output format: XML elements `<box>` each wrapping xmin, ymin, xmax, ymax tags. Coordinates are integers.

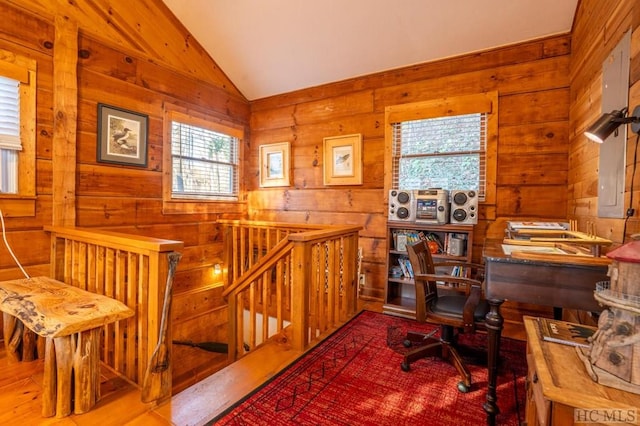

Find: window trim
<box><xmin>384</xmin><ymin>92</ymin><xmax>498</xmax><ymax>218</ymax></box>
<box><xmin>162</xmin><ymin>105</ymin><xmax>245</xmax><ymax>214</ymax></box>
<box><xmin>0</xmin><ymin>50</ymin><xmax>36</xmax><ymax>217</ymax></box>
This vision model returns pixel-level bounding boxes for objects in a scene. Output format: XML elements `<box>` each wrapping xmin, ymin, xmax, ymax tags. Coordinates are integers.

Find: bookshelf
<box><xmin>383</xmin><ymin>222</ymin><xmax>474</xmax><ymax>319</ymax></box>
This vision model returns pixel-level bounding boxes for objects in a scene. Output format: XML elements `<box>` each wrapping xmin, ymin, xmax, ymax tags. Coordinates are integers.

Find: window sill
<box><xmin>0</xmin><ymin>196</ymin><xmax>36</xmax><ymax>217</ymax></box>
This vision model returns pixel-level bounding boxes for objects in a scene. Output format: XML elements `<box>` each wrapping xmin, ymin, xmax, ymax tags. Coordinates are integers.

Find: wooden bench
<box><xmin>0</xmin><ymin>276</ymin><xmax>134</xmax><ymax>417</ymax></box>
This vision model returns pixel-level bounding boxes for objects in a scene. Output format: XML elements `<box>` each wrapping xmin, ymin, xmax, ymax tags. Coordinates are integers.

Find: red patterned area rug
<box><xmin>209</xmin><ymin>310</ymin><xmax>526</xmax><ymax>426</ymax></box>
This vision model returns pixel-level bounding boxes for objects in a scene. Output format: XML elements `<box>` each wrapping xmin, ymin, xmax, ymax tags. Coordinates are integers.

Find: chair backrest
<box><xmin>406</xmin><ymin>240</ymin><xmax>439</xmax><ymax>322</ymax></box>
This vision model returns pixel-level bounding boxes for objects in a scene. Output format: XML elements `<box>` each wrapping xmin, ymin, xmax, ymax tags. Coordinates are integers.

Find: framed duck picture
<box><xmin>97</xmin><ymin>103</ymin><xmax>148</xmax><ymax>167</ymax></box>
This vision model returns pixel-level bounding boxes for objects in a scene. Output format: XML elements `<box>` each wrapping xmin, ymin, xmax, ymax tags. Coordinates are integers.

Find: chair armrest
<box><xmin>414</xmin><ymin>272</ymin><xmax>482</xmax><ymax>294</ymax></box>
<box><xmin>462</xmin><ymin>285</ymin><xmax>482</xmax><ymax>333</ymax></box>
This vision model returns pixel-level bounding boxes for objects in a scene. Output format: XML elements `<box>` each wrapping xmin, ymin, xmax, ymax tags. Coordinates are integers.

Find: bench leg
<box><xmin>53</xmin><ymin>336</ymin><xmax>73</xmax><ymax>418</ymax></box>
<box><xmin>42</xmin><ymin>330</ymin><xmax>103</xmax><ymax>417</ymax></box>
<box><xmin>42</xmin><ymin>338</ymin><xmax>56</xmax><ymax>417</ymax></box>
<box><xmin>73</xmin><ymin>328</ymin><xmax>101</xmax><ymax>414</ymax></box>
<box><xmin>3</xmin><ymin>313</ymin><xmax>22</xmax><ymax>363</ymax></box>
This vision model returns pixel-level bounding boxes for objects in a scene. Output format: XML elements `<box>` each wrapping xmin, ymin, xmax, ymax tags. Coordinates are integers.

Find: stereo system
<box><xmin>388</xmin><ymin>189</ymin><xmax>416</xmax><ymax>222</ymax></box>
<box><xmin>388</xmin><ymin>188</ymin><xmax>478</xmax><ymax>225</ymax></box>
<box><xmin>450</xmin><ymin>189</ymin><xmax>479</xmax><ymax>225</ymax></box>
<box><xmin>415</xmin><ymin>188</ymin><xmax>449</xmax><ymax>225</ymax></box>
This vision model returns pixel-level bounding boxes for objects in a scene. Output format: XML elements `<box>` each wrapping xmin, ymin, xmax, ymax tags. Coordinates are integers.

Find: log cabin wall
<box><xmin>0</xmin><ymin>0</ymin><xmax>250</xmax><ymax>392</ymax></box>
<box><xmin>569</xmin><ymin>0</ymin><xmax>640</xmax><ymax>244</ymax></box>
<box><xmin>1</xmin><ymin>0</ymin><xmax>636</xmax><ymax>394</ymax></box>
<box><xmin>248</xmin><ymin>34</ymin><xmax>572</xmax><ymax>314</ymax></box>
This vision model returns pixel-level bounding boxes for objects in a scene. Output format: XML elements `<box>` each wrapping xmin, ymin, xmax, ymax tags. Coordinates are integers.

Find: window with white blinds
<box><xmin>170</xmin><ymin>121</ymin><xmax>239</xmax><ymax>199</ymax></box>
<box><xmin>391</xmin><ymin>113</ymin><xmax>487</xmax><ymax>200</ymax></box>
<box><xmin>0</xmin><ymin>75</ymin><xmax>21</xmax><ymax>194</ymax></box>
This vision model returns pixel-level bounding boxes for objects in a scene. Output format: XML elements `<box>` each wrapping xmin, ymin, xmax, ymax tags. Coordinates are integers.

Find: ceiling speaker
<box><xmin>450</xmin><ymin>190</ymin><xmax>478</xmax><ymax>225</ymax></box>
<box><xmin>388</xmin><ymin>190</ymin><xmax>415</xmax><ymax>222</ymax></box>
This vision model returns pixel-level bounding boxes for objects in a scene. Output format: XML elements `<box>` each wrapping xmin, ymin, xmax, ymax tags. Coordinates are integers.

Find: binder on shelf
<box><xmin>396</xmin><ymin>234</ymin><xmax>408</xmax><ymax>252</ymax></box>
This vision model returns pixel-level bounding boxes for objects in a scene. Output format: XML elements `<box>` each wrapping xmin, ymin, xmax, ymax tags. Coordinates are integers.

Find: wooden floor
<box><xmin>0</xmin><ymin>302</ymin><xmax>527</xmax><ymax>426</ymax></box>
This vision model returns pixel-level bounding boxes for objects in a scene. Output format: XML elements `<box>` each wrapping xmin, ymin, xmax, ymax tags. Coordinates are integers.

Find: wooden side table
<box><xmin>0</xmin><ymin>276</ymin><xmax>134</xmax><ymax>418</ymax></box>
<box><xmin>524</xmin><ymin>316</ymin><xmax>640</xmax><ymax>425</ymax></box>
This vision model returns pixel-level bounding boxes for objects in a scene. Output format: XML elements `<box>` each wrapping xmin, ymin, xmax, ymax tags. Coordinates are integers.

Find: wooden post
<box><xmin>52</xmin><ymin>15</ymin><xmax>78</xmax><ymax>227</ymax></box>
<box><xmin>290</xmin><ymin>241</ymin><xmax>311</xmax><ymax>351</ymax></box>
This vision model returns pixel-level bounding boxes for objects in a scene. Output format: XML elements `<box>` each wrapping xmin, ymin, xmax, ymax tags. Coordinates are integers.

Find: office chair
<box><xmin>401</xmin><ymin>239</ymin><xmax>489</xmax><ymax>393</ymax></box>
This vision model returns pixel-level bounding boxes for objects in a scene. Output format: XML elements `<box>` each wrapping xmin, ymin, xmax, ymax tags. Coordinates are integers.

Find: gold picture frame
<box><xmin>323</xmin><ymin>134</ymin><xmax>362</xmax><ymax>185</ymax></box>
<box><xmin>259</xmin><ymin>142</ymin><xmax>290</xmax><ymax>187</ymax></box>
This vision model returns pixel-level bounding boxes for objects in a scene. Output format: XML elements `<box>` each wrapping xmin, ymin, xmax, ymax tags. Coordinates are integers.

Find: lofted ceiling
<box><xmin>161</xmin><ymin>0</ymin><xmax>578</xmax><ymax>101</ymax></box>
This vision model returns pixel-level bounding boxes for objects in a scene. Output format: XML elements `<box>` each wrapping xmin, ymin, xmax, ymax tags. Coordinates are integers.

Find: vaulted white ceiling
<box><xmin>161</xmin><ymin>0</ymin><xmax>578</xmax><ymax>101</ymax></box>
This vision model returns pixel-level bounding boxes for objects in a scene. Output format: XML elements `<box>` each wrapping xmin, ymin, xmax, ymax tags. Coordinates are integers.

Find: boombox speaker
<box><xmin>450</xmin><ymin>190</ymin><xmax>478</xmax><ymax>225</ymax></box>
<box><xmin>388</xmin><ymin>189</ymin><xmax>415</xmax><ymax>222</ymax></box>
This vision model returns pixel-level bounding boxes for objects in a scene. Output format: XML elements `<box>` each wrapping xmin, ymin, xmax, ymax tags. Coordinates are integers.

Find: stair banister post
<box><xmin>290</xmin><ymin>239</ymin><xmax>311</xmax><ymax>351</ymax></box>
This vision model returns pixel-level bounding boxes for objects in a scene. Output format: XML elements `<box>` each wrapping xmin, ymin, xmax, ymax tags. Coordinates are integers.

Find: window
<box><xmin>0</xmin><ymin>76</ymin><xmax>20</xmax><ymax>193</ymax></box>
<box><xmin>0</xmin><ymin>50</ymin><xmax>36</xmax><ymax>217</ymax></box>
<box><xmin>384</xmin><ymin>92</ymin><xmax>497</xmax><ymax>206</ymax></box>
<box><xmin>163</xmin><ymin>107</ymin><xmax>244</xmax><ymax>213</ymax></box>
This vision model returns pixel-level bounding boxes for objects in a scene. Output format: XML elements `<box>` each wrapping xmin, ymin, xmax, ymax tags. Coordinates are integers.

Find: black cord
<box><xmin>623</xmin><ymin>132</ymin><xmax>640</xmax><ymax>242</ymax></box>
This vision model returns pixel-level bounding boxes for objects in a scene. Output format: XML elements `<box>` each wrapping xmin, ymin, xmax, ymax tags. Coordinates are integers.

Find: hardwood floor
<box><xmin>0</xmin><ymin>301</ymin><xmax>526</xmax><ymax>425</ymax></box>
<box><xmin>0</xmin><ymin>332</ymin><xmax>302</xmax><ymax>425</ymax></box>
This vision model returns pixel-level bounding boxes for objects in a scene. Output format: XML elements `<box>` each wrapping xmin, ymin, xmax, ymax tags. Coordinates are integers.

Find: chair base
<box><xmin>400</xmin><ymin>330</ymin><xmax>472</xmax><ymax>393</ymax></box>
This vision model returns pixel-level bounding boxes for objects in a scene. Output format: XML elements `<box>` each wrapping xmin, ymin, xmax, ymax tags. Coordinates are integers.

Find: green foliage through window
<box><xmin>392</xmin><ymin>113</ymin><xmax>486</xmax><ymax>199</ymax></box>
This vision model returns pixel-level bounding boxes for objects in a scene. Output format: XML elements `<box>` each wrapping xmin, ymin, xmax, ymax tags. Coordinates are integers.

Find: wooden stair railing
<box><xmin>222</xmin><ymin>238</ymin><xmax>294</xmax><ymax>361</ymax></box>
<box><xmin>220</xmin><ymin>221</ymin><xmax>362</xmax><ymax>361</ymax></box>
<box><xmin>44</xmin><ymin>226</ymin><xmax>184</xmax><ymax>404</ymax></box>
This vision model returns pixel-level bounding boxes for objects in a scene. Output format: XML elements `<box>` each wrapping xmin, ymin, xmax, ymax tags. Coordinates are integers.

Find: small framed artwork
<box><xmin>259</xmin><ymin>142</ymin><xmax>291</xmax><ymax>187</ymax></box>
<box><xmin>323</xmin><ymin>133</ymin><xmax>362</xmax><ymax>185</ymax></box>
<box><xmin>97</xmin><ymin>103</ymin><xmax>148</xmax><ymax>167</ymax></box>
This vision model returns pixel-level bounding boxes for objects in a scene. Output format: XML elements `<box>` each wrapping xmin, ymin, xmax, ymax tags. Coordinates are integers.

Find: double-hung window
<box><xmin>0</xmin><ymin>76</ymin><xmax>20</xmax><ymax>193</ymax></box>
<box><xmin>385</xmin><ymin>92</ymin><xmax>497</xmax><ymax>205</ymax></box>
<box><xmin>0</xmin><ymin>50</ymin><xmax>36</xmax><ymax>217</ymax></box>
<box><xmin>163</xmin><ymin>107</ymin><xmax>243</xmax><ymax>212</ymax></box>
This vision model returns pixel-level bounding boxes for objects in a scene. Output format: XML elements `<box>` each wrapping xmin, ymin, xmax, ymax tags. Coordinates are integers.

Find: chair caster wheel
<box><xmin>457</xmin><ymin>382</ymin><xmax>470</xmax><ymax>393</ymax></box>
<box><xmin>403</xmin><ymin>339</ymin><xmax>411</xmax><ymax>348</ymax></box>
<box><xmin>401</xmin><ymin>361</ymin><xmax>410</xmax><ymax>372</ymax></box>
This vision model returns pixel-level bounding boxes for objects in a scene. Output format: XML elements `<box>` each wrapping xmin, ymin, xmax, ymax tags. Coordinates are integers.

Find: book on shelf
<box><xmin>397</xmin><ymin>257</ymin><xmax>413</xmax><ymax>278</ymax></box>
<box><xmin>537</xmin><ymin>317</ymin><xmax>596</xmax><ymax>348</ymax></box>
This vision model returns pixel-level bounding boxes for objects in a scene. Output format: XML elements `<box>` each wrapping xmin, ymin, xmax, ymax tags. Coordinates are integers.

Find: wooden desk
<box><xmin>0</xmin><ymin>276</ymin><xmax>134</xmax><ymax>417</ymax></box>
<box><xmin>524</xmin><ymin>316</ymin><xmax>640</xmax><ymax>425</ymax></box>
<box><xmin>482</xmin><ymin>240</ymin><xmax>609</xmax><ymax>426</ymax></box>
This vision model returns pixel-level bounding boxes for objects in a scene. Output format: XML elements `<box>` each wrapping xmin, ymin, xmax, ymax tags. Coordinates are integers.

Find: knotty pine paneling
<box><xmin>251</xmin><ymin>37</ymin><xmax>570</xmax><ymax>113</ymax></box>
<box><xmin>3</xmin><ymin>0</ymin><xmax>637</xmax><ymax>393</ymax></box>
<box><xmin>497</xmin><ymin>153</ymin><xmax>568</xmax><ymax>186</ymax></box>
<box><xmin>569</xmin><ymin>0</ymin><xmax>640</xmax><ymax>244</ymax></box>
<box><xmin>1</xmin><ymin>0</ymin><xmax>250</xmax><ymax>390</ymax></box>
<box><xmin>499</xmin><ymin>122</ymin><xmax>569</xmax><ymax>155</ymax></box>
<box><xmin>250</xmin><ymin>34</ymin><xmax>572</xmax><ymax>301</ymax></box>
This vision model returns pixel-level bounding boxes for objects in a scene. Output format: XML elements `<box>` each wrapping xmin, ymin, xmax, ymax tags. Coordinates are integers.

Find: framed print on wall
<box><xmin>259</xmin><ymin>142</ymin><xmax>291</xmax><ymax>187</ymax></box>
<box><xmin>97</xmin><ymin>103</ymin><xmax>148</xmax><ymax>167</ymax></box>
<box><xmin>323</xmin><ymin>133</ymin><xmax>362</xmax><ymax>185</ymax></box>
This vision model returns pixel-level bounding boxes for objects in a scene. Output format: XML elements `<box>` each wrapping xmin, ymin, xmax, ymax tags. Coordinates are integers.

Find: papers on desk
<box><xmin>501</xmin><ymin>244</ymin><xmax>563</xmax><ymax>255</ymax></box>
<box><xmin>507</xmin><ymin>221</ymin><xmax>568</xmax><ymax>231</ymax></box>
<box><xmin>501</xmin><ymin>243</ymin><xmax>611</xmax><ymax>266</ymax></box>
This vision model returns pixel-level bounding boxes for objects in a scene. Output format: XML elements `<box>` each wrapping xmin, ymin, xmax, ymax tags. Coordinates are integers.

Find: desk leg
<box><xmin>483</xmin><ymin>298</ymin><xmax>504</xmax><ymax>426</ymax></box>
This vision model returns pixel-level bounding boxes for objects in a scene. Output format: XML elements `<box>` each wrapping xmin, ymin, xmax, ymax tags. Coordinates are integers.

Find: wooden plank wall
<box><xmin>0</xmin><ymin>0</ymin><xmax>249</xmax><ymax>392</ymax></box>
<box><xmin>569</xmin><ymin>0</ymin><xmax>640</xmax><ymax>244</ymax></box>
<box><xmin>249</xmin><ymin>35</ymin><xmax>573</xmax><ymax>304</ymax></box>
<box><xmin>2</xmin><ymin>0</ymin><xmax>637</xmax><ymax>391</ymax></box>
